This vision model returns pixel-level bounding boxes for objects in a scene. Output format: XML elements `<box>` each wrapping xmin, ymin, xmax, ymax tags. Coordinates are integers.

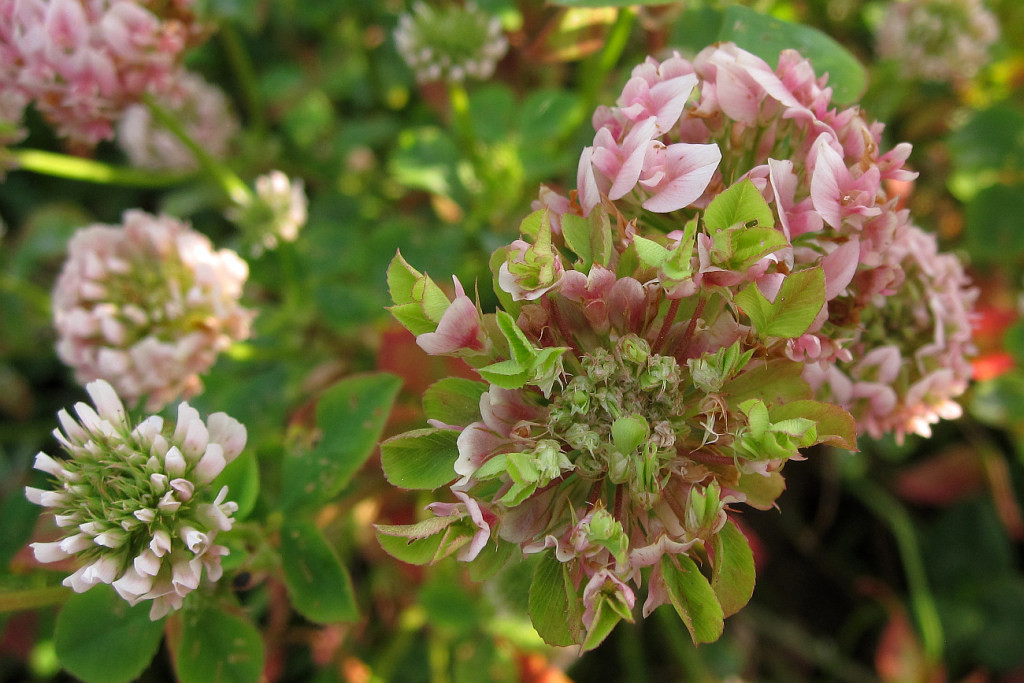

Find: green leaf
<box><xmin>734</xmin><ymin>470</ymin><xmax>786</xmax><ymax>510</ymax></box>
<box><xmin>423</xmin><ymin>378</ymin><xmax>488</xmax><ymax>426</ymax></box>
<box><xmin>477</xmin><ymin>358</ymin><xmax>530</xmax><ymax>389</ymax></box>
<box><xmin>468</xmin><ymin>85</ymin><xmax>518</xmax><ymax>144</ymax></box>
<box><xmin>659</xmin><ymin>554</ymin><xmax>725</xmax><ymax>644</ymax></box>
<box><xmin>770</xmin><ymin>400</ymin><xmax>857</xmax><ymax>450</ymax></box>
<box><xmin>279</xmin><ymin>520</ymin><xmax>359</xmax><ymax>624</ymax></box>
<box><xmin>495</xmin><ymin>310</ymin><xmax>535</xmax><ymax>364</ymax></box>
<box><xmin>704</xmin><ymin>179</ymin><xmax>775</xmax><ymax>233</ymax></box>
<box><xmin>389</xmin><ymin>126</ymin><xmax>464</xmax><ymax>200</ymax></box>
<box><xmin>724</xmin><ymin>359</ymin><xmax>811</xmax><ymax>405</ymax></box>
<box><xmin>175</xmin><ymin>605</ymin><xmax>264</xmax><ymax>683</ymax></box>
<box><xmin>376</xmin><ymin>522</ymin><xmax>470</xmax><ymax>565</ymax></box>
<box><xmin>380</xmin><ymin>428</ymin><xmax>460</xmax><ymax>490</ymax></box>
<box><xmin>467</xmin><ymin>538</ymin><xmax>518</xmax><ymax>581</ymax></box>
<box><xmin>529</xmin><ymin>553</ymin><xmax>584</xmax><ymax>646</ymax></box>
<box><xmin>717</xmin><ymin>5</ymin><xmax>867</xmax><ymax>104</ymax></box>
<box><xmin>964</xmin><ymin>184</ymin><xmax>1024</xmax><ymax>264</ymax></box>
<box><xmin>728</xmin><ymin>226</ymin><xmax>787</xmax><ymax>268</ymax></box>
<box><xmin>387</xmin><ymin>251</ymin><xmax>422</xmax><ymax>306</ymax></box>
<box><xmin>735</xmin><ymin>267</ymin><xmax>824</xmax><ymax>338</ymax></box>
<box><xmin>581</xmin><ymin>597</ymin><xmax>623</xmax><ymax>652</ymax></box>
<box><xmin>711</xmin><ymin>520</ymin><xmax>755</xmax><ymax>617</ymax></box>
<box><xmin>388</xmin><ymin>301</ymin><xmax>436</xmax><ymax>336</ymax></box>
<box><xmin>283</xmin><ymin>373</ymin><xmax>401</xmax><ymax>508</ymax></box>
<box><xmin>55</xmin><ymin>586</ymin><xmax>164</xmax><ymax>683</ymax></box>
<box><xmin>668</xmin><ymin>5</ymin><xmax>725</xmax><ymax>54</ymax></box>
<box><xmin>633</xmin><ymin>235</ymin><xmax>670</xmax><ymax>269</ymax></box>
<box><xmin>562</xmin><ymin>213</ymin><xmax>594</xmax><ymax>269</ymax></box>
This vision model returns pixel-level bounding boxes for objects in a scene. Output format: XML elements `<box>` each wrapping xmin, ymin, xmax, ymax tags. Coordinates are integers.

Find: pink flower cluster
<box><xmin>551</xmin><ymin>42</ymin><xmax>974</xmax><ymax>442</ymax></box>
<box><xmin>383</xmin><ymin>43</ymin><xmax>976</xmax><ymax>647</ymax></box>
<box><xmin>117</xmin><ymin>69</ymin><xmax>237</xmax><ymax>171</ymax></box>
<box><xmin>0</xmin><ymin>0</ymin><xmax>205</xmax><ymax>148</ymax></box>
<box><xmin>53</xmin><ymin>209</ymin><xmax>253</xmax><ymax>410</ymax></box>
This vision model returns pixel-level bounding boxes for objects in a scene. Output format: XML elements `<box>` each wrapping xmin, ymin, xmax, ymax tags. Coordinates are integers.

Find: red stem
<box><xmin>651</xmin><ymin>297</ymin><xmax>681</xmax><ymax>355</ymax></box>
<box><xmin>668</xmin><ymin>296</ymin><xmax>707</xmax><ymax>360</ymax></box>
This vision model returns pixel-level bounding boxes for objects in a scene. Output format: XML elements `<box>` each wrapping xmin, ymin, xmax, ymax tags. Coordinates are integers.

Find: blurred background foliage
<box><xmin>2</xmin><ymin>0</ymin><xmax>1024</xmax><ymax>681</ymax></box>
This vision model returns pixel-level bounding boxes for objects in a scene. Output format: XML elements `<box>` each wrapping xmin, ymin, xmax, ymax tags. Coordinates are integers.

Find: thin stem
<box><xmin>144</xmin><ymin>94</ymin><xmax>251</xmax><ymax>205</ymax></box>
<box><xmin>668</xmin><ymin>296</ymin><xmax>707</xmax><ymax>360</ymax></box>
<box><xmin>575</xmin><ymin>9</ymin><xmax>635</xmax><ymax>135</ymax></box>
<box><xmin>741</xmin><ymin>605</ymin><xmax>878</xmax><ymax>683</ymax></box>
<box><xmin>0</xmin><ymin>585</ymin><xmax>72</xmax><ymax>613</ymax></box>
<box><xmin>10</xmin><ymin>148</ymin><xmax>193</xmax><ymax>187</ymax></box>
<box><xmin>219</xmin><ymin>24</ymin><xmax>266</xmax><ymax>133</ymax></box>
<box><xmin>846</xmin><ymin>476</ymin><xmax>944</xmax><ymax>663</ymax></box>
<box><xmin>651</xmin><ymin>297</ymin><xmax>681</xmax><ymax>355</ymax></box>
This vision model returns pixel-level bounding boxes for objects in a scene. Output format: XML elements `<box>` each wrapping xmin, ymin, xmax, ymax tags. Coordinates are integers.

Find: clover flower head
<box><xmin>0</xmin><ymin>0</ymin><xmax>207</xmax><ymax>148</ymax></box>
<box><xmin>380</xmin><ymin>43</ymin><xmax>975</xmax><ymax>651</ymax></box>
<box><xmin>226</xmin><ymin>170</ymin><xmax>308</xmax><ymax>255</ymax></box>
<box><xmin>26</xmin><ymin>379</ymin><xmax>245</xmax><ymax>620</ymax></box>
<box><xmin>876</xmin><ymin>0</ymin><xmax>1000</xmax><ymax>84</ymax></box>
<box><xmin>117</xmin><ymin>70</ymin><xmax>238</xmax><ymax>171</ymax></box>
<box><xmin>394</xmin><ymin>2</ymin><xmax>508</xmax><ymax>84</ymax></box>
<box><xmin>53</xmin><ymin>210</ymin><xmax>253</xmax><ymax>411</ymax></box>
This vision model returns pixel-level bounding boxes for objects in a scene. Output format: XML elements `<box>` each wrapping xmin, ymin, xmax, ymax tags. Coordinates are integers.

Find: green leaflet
<box><xmin>282</xmin><ymin>373</ymin><xmax>401</xmax><ymax>509</ymax></box>
<box><xmin>175</xmin><ymin>605</ymin><xmax>264</xmax><ymax>683</ymax></box>
<box><xmin>735</xmin><ymin>267</ymin><xmax>825</xmax><ymax>339</ymax></box>
<box><xmin>528</xmin><ymin>553</ymin><xmax>584</xmax><ymax>647</ymax></box>
<box><xmin>380</xmin><ymin>428</ymin><xmax>460</xmax><ymax>490</ymax></box>
<box><xmin>279</xmin><ymin>520</ymin><xmax>359</xmax><ymax>623</ymax></box>
<box><xmin>660</xmin><ymin>554</ymin><xmax>725</xmax><ymax>644</ymax></box>
<box><xmin>55</xmin><ymin>586</ymin><xmax>164</xmax><ymax>683</ymax></box>
<box><xmin>711</xmin><ymin>520</ymin><xmax>756</xmax><ymax>617</ymax></box>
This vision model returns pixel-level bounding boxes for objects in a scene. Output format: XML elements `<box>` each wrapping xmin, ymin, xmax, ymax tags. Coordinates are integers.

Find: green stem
<box><xmin>219</xmin><ymin>24</ymin><xmax>266</xmax><ymax>133</ymax></box>
<box><xmin>741</xmin><ymin>605</ymin><xmax>878</xmax><ymax>683</ymax></box>
<box><xmin>575</xmin><ymin>9</ymin><xmax>636</xmax><ymax>134</ymax></box>
<box><xmin>9</xmin><ymin>149</ymin><xmax>193</xmax><ymax>187</ymax></box>
<box><xmin>0</xmin><ymin>585</ymin><xmax>72</xmax><ymax>613</ymax></box>
<box><xmin>144</xmin><ymin>94</ymin><xmax>252</xmax><ymax>205</ymax></box>
<box><xmin>617</xmin><ymin>621</ymin><xmax>649</xmax><ymax>683</ymax></box>
<box><xmin>846</xmin><ymin>476</ymin><xmax>945</xmax><ymax>663</ymax></box>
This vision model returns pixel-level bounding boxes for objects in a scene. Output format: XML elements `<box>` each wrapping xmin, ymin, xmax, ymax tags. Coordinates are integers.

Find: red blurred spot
<box><xmin>972</xmin><ymin>351</ymin><xmax>1015</xmax><ymax>382</ymax></box>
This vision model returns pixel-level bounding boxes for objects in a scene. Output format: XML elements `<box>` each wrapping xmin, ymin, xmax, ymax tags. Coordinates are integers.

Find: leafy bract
<box><xmin>735</xmin><ymin>267</ymin><xmax>825</xmax><ymax>338</ymax></box>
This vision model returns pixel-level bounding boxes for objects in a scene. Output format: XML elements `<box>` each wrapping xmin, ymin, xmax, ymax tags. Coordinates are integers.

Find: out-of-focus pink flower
<box><xmin>0</xmin><ymin>0</ymin><xmax>205</xmax><ymax>147</ymax></box>
<box><xmin>117</xmin><ymin>70</ymin><xmax>237</xmax><ymax>171</ymax></box>
<box><xmin>53</xmin><ymin>210</ymin><xmax>253</xmax><ymax>410</ymax></box>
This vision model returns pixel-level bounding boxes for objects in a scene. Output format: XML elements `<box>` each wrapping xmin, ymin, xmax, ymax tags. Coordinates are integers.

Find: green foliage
<box><xmin>54</xmin><ymin>587</ymin><xmax>164</xmax><ymax>683</ymax></box>
<box><xmin>659</xmin><ymin>554</ymin><xmax>725</xmax><ymax>645</ymax></box>
<box><xmin>380</xmin><ymin>428</ymin><xmax>460</xmax><ymax>490</ymax></box>
<box><xmin>174</xmin><ymin>605</ymin><xmax>264</xmax><ymax>683</ymax></box>
<box><xmin>735</xmin><ymin>267</ymin><xmax>825</xmax><ymax>339</ymax></box>
<box><xmin>711</xmin><ymin>520</ymin><xmax>756</xmax><ymax>618</ymax></box>
<box><xmin>528</xmin><ymin>553</ymin><xmax>584</xmax><ymax>647</ymax></box>
<box><xmin>282</xmin><ymin>373</ymin><xmax>401</xmax><ymax>509</ymax></box>
<box><xmin>279</xmin><ymin>519</ymin><xmax>359</xmax><ymax>623</ymax></box>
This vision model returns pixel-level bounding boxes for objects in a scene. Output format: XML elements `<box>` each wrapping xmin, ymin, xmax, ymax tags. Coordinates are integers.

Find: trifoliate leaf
<box><xmin>660</xmin><ymin>554</ymin><xmax>725</xmax><ymax>644</ymax></box>
<box><xmin>704</xmin><ymin>179</ymin><xmax>775</xmax><ymax>233</ymax></box>
<box><xmin>711</xmin><ymin>519</ymin><xmax>755</xmax><ymax>617</ymax></box>
<box><xmin>735</xmin><ymin>267</ymin><xmax>825</xmax><ymax>338</ymax></box>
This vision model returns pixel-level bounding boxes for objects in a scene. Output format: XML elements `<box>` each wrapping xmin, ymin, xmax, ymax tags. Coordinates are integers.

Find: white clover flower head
<box><xmin>876</xmin><ymin>0</ymin><xmax>1000</xmax><ymax>83</ymax></box>
<box><xmin>26</xmin><ymin>380</ymin><xmax>245</xmax><ymax>620</ymax></box>
<box><xmin>226</xmin><ymin>170</ymin><xmax>308</xmax><ymax>255</ymax></box>
<box><xmin>0</xmin><ymin>0</ymin><xmax>207</xmax><ymax>148</ymax></box>
<box><xmin>117</xmin><ymin>70</ymin><xmax>239</xmax><ymax>172</ymax></box>
<box><xmin>393</xmin><ymin>2</ymin><xmax>508</xmax><ymax>84</ymax></box>
<box><xmin>53</xmin><ymin>210</ymin><xmax>254</xmax><ymax>411</ymax></box>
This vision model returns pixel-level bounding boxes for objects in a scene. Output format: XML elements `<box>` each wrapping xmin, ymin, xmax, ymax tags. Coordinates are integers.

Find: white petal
<box><xmin>31</xmin><ymin>541</ymin><xmax>71</xmax><ymax>563</ymax></box>
<box><xmin>207</xmin><ymin>413</ymin><xmax>247</xmax><ymax>463</ymax></box>
<box><xmin>194</xmin><ymin>443</ymin><xmax>225</xmax><ymax>484</ymax></box>
<box><xmin>85</xmin><ymin>379</ymin><xmax>127</xmax><ymax>427</ymax></box>
<box><xmin>33</xmin><ymin>452</ymin><xmax>67</xmax><ymax>478</ymax></box>
<box><xmin>164</xmin><ymin>446</ymin><xmax>186</xmax><ymax>477</ymax></box>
